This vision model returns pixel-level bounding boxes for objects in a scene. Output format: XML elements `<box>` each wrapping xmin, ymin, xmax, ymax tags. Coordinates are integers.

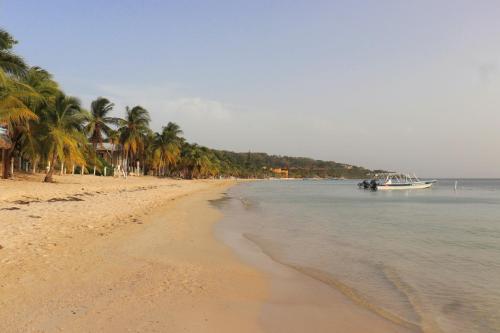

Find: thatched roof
<box><xmin>0</xmin><ymin>128</ymin><xmax>12</xmax><ymax>150</ymax></box>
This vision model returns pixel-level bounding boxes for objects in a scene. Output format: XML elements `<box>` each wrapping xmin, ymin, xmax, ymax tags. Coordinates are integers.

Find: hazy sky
<box><xmin>2</xmin><ymin>0</ymin><xmax>500</xmax><ymax>177</ymax></box>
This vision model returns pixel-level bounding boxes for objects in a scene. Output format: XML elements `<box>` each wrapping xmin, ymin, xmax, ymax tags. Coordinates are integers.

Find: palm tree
<box><xmin>153</xmin><ymin>122</ymin><xmax>183</xmax><ymax>176</ymax></box>
<box><xmin>107</xmin><ymin>128</ymin><xmax>121</xmax><ymax>168</ymax></box>
<box><xmin>117</xmin><ymin>106</ymin><xmax>150</xmax><ymax>173</ymax></box>
<box><xmin>18</xmin><ymin>67</ymin><xmax>59</xmax><ymax>173</ymax></box>
<box><xmin>0</xmin><ymin>29</ymin><xmax>26</xmax><ymax>84</ymax></box>
<box><xmin>39</xmin><ymin>93</ymin><xmax>86</xmax><ymax>182</ymax></box>
<box><xmin>180</xmin><ymin>143</ymin><xmax>215</xmax><ymax>179</ymax></box>
<box><xmin>142</xmin><ymin>129</ymin><xmax>156</xmax><ymax>175</ymax></box>
<box><xmin>85</xmin><ymin>97</ymin><xmax>117</xmax><ymax>149</ymax></box>
<box><xmin>0</xmin><ymin>29</ymin><xmax>39</xmax><ymax>179</ymax></box>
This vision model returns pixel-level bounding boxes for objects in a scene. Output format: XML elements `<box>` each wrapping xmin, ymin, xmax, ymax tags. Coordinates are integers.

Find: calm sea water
<box><xmin>215</xmin><ymin>179</ymin><xmax>500</xmax><ymax>333</ymax></box>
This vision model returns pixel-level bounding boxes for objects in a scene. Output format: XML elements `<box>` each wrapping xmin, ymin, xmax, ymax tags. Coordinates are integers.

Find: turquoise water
<box><xmin>215</xmin><ymin>179</ymin><xmax>500</xmax><ymax>333</ymax></box>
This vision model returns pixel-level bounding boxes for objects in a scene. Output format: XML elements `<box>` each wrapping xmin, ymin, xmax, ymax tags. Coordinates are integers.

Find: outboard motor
<box><xmin>369</xmin><ymin>179</ymin><xmax>378</xmax><ymax>191</ymax></box>
<box><xmin>358</xmin><ymin>180</ymin><xmax>370</xmax><ymax>189</ymax></box>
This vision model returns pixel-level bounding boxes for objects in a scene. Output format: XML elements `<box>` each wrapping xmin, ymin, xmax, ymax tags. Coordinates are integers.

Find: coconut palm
<box><xmin>22</xmin><ymin>67</ymin><xmax>59</xmax><ymax>101</ymax></box>
<box><xmin>142</xmin><ymin>129</ymin><xmax>156</xmax><ymax>175</ymax></box>
<box><xmin>153</xmin><ymin>122</ymin><xmax>183</xmax><ymax>176</ymax></box>
<box><xmin>0</xmin><ymin>29</ymin><xmax>40</xmax><ymax>178</ymax></box>
<box><xmin>180</xmin><ymin>143</ymin><xmax>216</xmax><ymax>179</ymax></box>
<box><xmin>117</xmin><ymin>105</ymin><xmax>150</xmax><ymax>172</ymax></box>
<box><xmin>39</xmin><ymin>93</ymin><xmax>86</xmax><ymax>182</ymax></box>
<box><xmin>17</xmin><ymin>67</ymin><xmax>59</xmax><ymax>173</ymax></box>
<box><xmin>85</xmin><ymin>97</ymin><xmax>118</xmax><ymax>149</ymax></box>
<box><xmin>0</xmin><ymin>29</ymin><xmax>26</xmax><ymax>84</ymax></box>
<box><xmin>106</xmin><ymin>128</ymin><xmax>121</xmax><ymax>167</ymax></box>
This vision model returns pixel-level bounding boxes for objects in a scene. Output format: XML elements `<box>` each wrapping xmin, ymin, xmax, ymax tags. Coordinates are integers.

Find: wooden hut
<box><xmin>95</xmin><ymin>142</ymin><xmax>121</xmax><ymax>167</ymax></box>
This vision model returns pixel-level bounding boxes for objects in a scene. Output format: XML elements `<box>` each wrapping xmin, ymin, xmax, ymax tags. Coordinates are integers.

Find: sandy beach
<box><xmin>0</xmin><ymin>175</ymin><xmax>266</xmax><ymax>332</ymax></box>
<box><xmin>1</xmin><ymin>175</ymin><xmax>412</xmax><ymax>332</ymax></box>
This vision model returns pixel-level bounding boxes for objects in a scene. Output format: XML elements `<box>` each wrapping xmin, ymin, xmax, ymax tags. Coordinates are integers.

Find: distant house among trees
<box><xmin>271</xmin><ymin>167</ymin><xmax>289</xmax><ymax>178</ymax></box>
<box><xmin>95</xmin><ymin>143</ymin><xmax>121</xmax><ymax>167</ymax></box>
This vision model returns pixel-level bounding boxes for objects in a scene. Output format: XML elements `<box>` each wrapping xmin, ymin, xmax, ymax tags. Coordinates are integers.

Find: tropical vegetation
<box><xmin>0</xmin><ymin>28</ymin><xmax>377</xmax><ymax>181</ymax></box>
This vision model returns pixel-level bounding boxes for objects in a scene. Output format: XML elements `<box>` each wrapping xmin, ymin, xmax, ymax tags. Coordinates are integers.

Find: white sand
<box><xmin>0</xmin><ymin>175</ymin><xmax>266</xmax><ymax>332</ymax></box>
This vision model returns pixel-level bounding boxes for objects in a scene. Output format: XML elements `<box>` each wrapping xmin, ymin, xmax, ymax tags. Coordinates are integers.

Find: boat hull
<box><xmin>376</xmin><ymin>182</ymin><xmax>433</xmax><ymax>190</ymax></box>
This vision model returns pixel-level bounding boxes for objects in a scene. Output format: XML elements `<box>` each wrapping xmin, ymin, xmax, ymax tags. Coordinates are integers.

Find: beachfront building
<box><xmin>270</xmin><ymin>167</ymin><xmax>289</xmax><ymax>178</ymax></box>
<box><xmin>95</xmin><ymin>143</ymin><xmax>121</xmax><ymax>167</ymax></box>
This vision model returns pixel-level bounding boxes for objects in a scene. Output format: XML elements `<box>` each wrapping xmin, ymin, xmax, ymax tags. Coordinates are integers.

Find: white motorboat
<box><xmin>359</xmin><ymin>173</ymin><xmax>436</xmax><ymax>191</ymax></box>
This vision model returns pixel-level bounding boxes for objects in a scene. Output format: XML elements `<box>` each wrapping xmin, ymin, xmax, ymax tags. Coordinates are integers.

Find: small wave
<box><xmin>243</xmin><ymin>233</ymin><xmax>424</xmax><ymax>333</ymax></box>
<box><xmin>380</xmin><ymin>264</ymin><xmax>443</xmax><ymax>333</ymax></box>
<box><xmin>238</xmin><ymin>197</ymin><xmax>256</xmax><ymax>210</ymax></box>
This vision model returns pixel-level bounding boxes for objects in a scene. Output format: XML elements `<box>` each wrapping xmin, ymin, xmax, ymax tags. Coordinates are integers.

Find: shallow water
<box><xmin>214</xmin><ymin>179</ymin><xmax>500</xmax><ymax>333</ymax></box>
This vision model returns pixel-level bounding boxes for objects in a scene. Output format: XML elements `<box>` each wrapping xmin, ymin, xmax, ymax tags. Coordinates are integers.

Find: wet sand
<box><xmin>216</xmin><ymin>214</ymin><xmax>416</xmax><ymax>333</ymax></box>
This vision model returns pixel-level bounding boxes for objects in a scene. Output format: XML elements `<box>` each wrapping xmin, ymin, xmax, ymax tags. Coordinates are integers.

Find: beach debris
<box><xmin>13</xmin><ymin>199</ymin><xmax>36</xmax><ymax>205</ymax></box>
<box><xmin>47</xmin><ymin>196</ymin><xmax>84</xmax><ymax>202</ymax></box>
<box><xmin>0</xmin><ymin>207</ymin><xmax>21</xmax><ymax>211</ymax></box>
<box><xmin>29</xmin><ymin>215</ymin><xmax>42</xmax><ymax>219</ymax></box>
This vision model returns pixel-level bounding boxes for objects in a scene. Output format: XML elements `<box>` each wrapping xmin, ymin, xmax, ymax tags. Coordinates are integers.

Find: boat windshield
<box><xmin>378</xmin><ymin>173</ymin><xmax>421</xmax><ymax>184</ymax></box>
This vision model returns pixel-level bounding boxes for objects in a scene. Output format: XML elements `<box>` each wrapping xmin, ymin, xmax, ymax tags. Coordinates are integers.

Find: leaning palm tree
<box><xmin>0</xmin><ymin>29</ymin><xmax>40</xmax><ymax>178</ymax></box>
<box><xmin>85</xmin><ymin>97</ymin><xmax>118</xmax><ymax>149</ymax></box>
<box><xmin>117</xmin><ymin>105</ymin><xmax>150</xmax><ymax>173</ymax></box>
<box><xmin>39</xmin><ymin>93</ymin><xmax>86</xmax><ymax>182</ymax></box>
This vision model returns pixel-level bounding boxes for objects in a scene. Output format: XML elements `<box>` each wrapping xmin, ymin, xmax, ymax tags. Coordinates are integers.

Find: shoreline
<box><xmin>214</xmin><ymin>181</ymin><xmax>418</xmax><ymax>333</ymax></box>
<box><xmin>244</xmin><ymin>233</ymin><xmax>421</xmax><ymax>333</ymax></box>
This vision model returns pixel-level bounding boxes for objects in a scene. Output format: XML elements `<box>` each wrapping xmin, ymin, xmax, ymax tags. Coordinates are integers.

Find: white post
<box><xmin>10</xmin><ymin>158</ymin><xmax>14</xmax><ymax>176</ymax></box>
<box><xmin>60</xmin><ymin>162</ymin><xmax>64</xmax><ymax>176</ymax></box>
<box><xmin>104</xmin><ymin>167</ymin><xmax>107</xmax><ymax>177</ymax></box>
<box><xmin>47</xmin><ymin>161</ymin><xmax>50</xmax><ymax>173</ymax></box>
<box><xmin>81</xmin><ymin>165</ymin><xmax>84</xmax><ymax>175</ymax></box>
<box><xmin>137</xmin><ymin>161</ymin><xmax>140</xmax><ymax>176</ymax></box>
<box><xmin>72</xmin><ymin>165</ymin><xmax>75</xmax><ymax>175</ymax></box>
<box><xmin>93</xmin><ymin>166</ymin><xmax>96</xmax><ymax>176</ymax></box>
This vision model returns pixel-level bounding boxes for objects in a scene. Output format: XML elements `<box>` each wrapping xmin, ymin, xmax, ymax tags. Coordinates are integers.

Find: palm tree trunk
<box><xmin>1</xmin><ymin>149</ymin><xmax>7</xmax><ymax>179</ymax></box>
<box><xmin>2</xmin><ymin>149</ymin><xmax>12</xmax><ymax>179</ymax></box>
<box><xmin>44</xmin><ymin>152</ymin><xmax>58</xmax><ymax>183</ymax></box>
<box><xmin>32</xmin><ymin>158</ymin><xmax>38</xmax><ymax>174</ymax></box>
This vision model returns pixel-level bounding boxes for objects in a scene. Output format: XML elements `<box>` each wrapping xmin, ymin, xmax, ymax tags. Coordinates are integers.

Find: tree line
<box><xmin>1</xmin><ymin>28</ymin><xmax>375</xmax><ymax>182</ymax></box>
